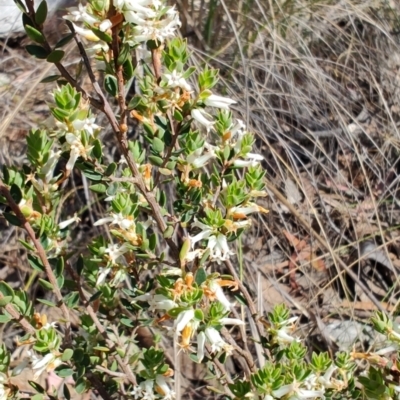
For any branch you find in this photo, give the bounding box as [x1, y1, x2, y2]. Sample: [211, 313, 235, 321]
[0, 180, 71, 342]
[0, 293, 36, 335]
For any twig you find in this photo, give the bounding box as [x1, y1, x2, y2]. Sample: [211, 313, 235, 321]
[224, 259, 265, 339]
[0, 293, 36, 335]
[0, 180, 71, 343]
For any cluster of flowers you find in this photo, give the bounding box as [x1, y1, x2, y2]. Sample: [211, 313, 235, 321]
[64, 0, 181, 51]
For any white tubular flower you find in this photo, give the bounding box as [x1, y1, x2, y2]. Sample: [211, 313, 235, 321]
[204, 94, 236, 109]
[220, 318, 245, 326]
[71, 117, 100, 136]
[207, 233, 234, 264]
[0, 374, 8, 400]
[58, 214, 81, 230]
[175, 309, 195, 333]
[64, 4, 99, 25]
[204, 327, 232, 354]
[162, 70, 191, 91]
[71, 24, 100, 41]
[155, 375, 175, 399]
[124, 10, 148, 25]
[276, 317, 300, 344]
[208, 278, 233, 310]
[96, 266, 112, 286]
[191, 109, 214, 131]
[31, 352, 62, 380]
[189, 219, 214, 247]
[140, 380, 156, 400]
[65, 133, 93, 171]
[94, 212, 135, 230]
[99, 19, 112, 32]
[318, 365, 337, 389]
[197, 331, 206, 362]
[122, 0, 156, 16]
[148, 294, 178, 311]
[228, 203, 269, 219]
[186, 151, 215, 169]
[40, 149, 61, 181]
[104, 243, 130, 264]
[233, 153, 264, 167]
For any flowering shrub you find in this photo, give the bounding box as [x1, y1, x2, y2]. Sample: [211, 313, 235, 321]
[0, 0, 400, 399]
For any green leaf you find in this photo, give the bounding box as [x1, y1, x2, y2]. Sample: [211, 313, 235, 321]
[89, 183, 107, 193]
[37, 298, 56, 307]
[13, 0, 26, 13]
[35, 0, 48, 25]
[46, 50, 65, 63]
[28, 255, 45, 272]
[29, 381, 46, 394]
[195, 267, 207, 285]
[92, 139, 102, 159]
[149, 155, 163, 166]
[64, 291, 79, 308]
[3, 212, 21, 227]
[31, 394, 44, 400]
[152, 137, 165, 153]
[0, 297, 13, 307]
[173, 109, 183, 122]
[55, 365, 74, 378]
[89, 291, 102, 302]
[40, 74, 61, 83]
[38, 278, 54, 291]
[75, 377, 87, 394]
[117, 43, 130, 65]
[104, 75, 118, 97]
[24, 25, 45, 43]
[104, 162, 117, 176]
[62, 348, 74, 362]
[55, 33, 74, 48]
[10, 184, 22, 204]
[163, 225, 174, 239]
[63, 383, 71, 400]
[91, 27, 112, 43]
[0, 314, 11, 323]
[123, 58, 134, 81]
[0, 282, 14, 300]
[25, 45, 48, 59]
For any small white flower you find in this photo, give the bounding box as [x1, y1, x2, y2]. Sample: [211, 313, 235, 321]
[189, 151, 216, 169]
[175, 309, 195, 333]
[71, 24, 100, 41]
[197, 331, 206, 362]
[99, 19, 112, 32]
[208, 278, 233, 310]
[204, 327, 232, 354]
[204, 94, 236, 109]
[207, 234, 234, 264]
[96, 266, 112, 286]
[59, 214, 80, 230]
[228, 203, 269, 219]
[40, 149, 61, 181]
[94, 213, 135, 230]
[148, 294, 178, 311]
[162, 70, 191, 91]
[104, 243, 130, 264]
[220, 318, 245, 326]
[31, 352, 62, 380]
[155, 375, 175, 399]
[233, 153, 264, 167]
[140, 379, 156, 400]
[191, 109, 214, 131]
[72, 117, 101, 136]
[64, 4, 99, 25]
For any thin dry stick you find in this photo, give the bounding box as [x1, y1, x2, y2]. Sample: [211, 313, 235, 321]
[0, 180, 71, 342]
[0, 293, 36, 335]
[264, 178, 386, 313]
